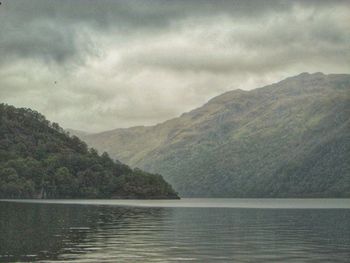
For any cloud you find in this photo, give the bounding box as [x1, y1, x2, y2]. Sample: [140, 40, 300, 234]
[0, 0, 349, 132]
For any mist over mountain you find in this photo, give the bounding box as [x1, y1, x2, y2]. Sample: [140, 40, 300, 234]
[79, 73, 350, 197]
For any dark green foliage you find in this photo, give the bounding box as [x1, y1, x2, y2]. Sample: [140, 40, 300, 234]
[112, 168, 180, 199]
[0, 104, 179, 199]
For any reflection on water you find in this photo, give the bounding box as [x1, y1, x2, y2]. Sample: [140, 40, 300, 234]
[0, 200, 349, 262]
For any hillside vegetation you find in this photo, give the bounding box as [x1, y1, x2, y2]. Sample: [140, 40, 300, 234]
[0, 104, 179, 199]
[81, 73, 350, 197]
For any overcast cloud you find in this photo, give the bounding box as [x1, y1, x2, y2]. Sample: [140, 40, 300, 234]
[0, 0, 349, 132]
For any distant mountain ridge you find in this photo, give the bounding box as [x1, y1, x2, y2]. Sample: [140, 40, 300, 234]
[80, 73, 350, 197]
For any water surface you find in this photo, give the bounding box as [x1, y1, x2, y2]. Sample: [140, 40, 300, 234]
[0, 199, 349, 262]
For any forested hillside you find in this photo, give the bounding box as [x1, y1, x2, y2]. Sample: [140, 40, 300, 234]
[80, 73, 350, 197]
[0, 104, 179, 199]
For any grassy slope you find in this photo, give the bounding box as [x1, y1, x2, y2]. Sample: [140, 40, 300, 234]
[82, 73, 350, 197]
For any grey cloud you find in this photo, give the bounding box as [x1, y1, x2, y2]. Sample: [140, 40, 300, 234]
[0, 23, 92, 66]
[0, 0, 349, 132]
[0, 0, 294, 28]
[1, 0, 345, 64]
[120, 11, 350, 74]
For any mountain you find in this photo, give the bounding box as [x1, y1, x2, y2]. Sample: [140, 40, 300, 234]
[80, 73, 350, 197]
[0, 104, 179, 199]
[66, 128, 91, 138]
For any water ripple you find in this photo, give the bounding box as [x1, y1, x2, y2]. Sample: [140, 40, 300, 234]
[0, 200, 349, 262]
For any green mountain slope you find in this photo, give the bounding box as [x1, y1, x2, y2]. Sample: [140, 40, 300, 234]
[0, 104, 179, 199]
[81, 73, 350, 197]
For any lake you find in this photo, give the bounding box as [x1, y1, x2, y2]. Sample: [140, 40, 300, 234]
[0, 199, 349, 262]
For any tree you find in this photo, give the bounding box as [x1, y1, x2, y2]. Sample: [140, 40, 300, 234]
[53, 167, 77, 198]
[0, 103, 179, 199]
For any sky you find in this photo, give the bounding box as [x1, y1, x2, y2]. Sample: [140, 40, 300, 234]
[0, 0, 349, 132]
